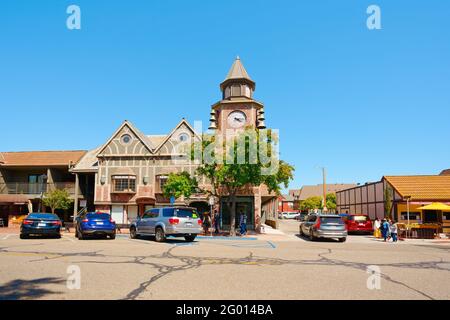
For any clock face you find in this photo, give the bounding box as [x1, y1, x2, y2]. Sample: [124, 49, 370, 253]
[227, 111, 247, 129]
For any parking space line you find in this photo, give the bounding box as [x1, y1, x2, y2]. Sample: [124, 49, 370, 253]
[1, 234, 17, 240]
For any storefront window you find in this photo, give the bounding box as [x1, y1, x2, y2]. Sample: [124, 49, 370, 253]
[400, 212, 421, 220]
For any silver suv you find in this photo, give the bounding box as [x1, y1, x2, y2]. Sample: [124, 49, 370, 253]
[129, 207, 202, 242]
[299, 214, 347, 242]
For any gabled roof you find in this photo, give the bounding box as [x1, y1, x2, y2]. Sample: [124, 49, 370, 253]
[97, 120, 155, 156]
[71, 147, 101, 173]
[0, 151, 87, 167]
[281, 194, 295, 202]
[153, 118, 201, 153]
[384, 175, 450, 201]
[290, 184, 358, 201]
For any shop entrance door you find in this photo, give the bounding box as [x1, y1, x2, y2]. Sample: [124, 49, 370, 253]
[111, 205, 124, 224]
[220, 197, 254, 231]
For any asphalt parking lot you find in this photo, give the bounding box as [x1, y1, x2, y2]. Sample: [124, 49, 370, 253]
[0, 220, 449, 300]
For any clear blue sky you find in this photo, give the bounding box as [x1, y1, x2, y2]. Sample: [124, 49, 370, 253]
[1, 0, 449, 190]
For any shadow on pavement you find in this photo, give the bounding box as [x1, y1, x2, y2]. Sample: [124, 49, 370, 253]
[0, 277, 64, 300]
[295, 234, 344, 243]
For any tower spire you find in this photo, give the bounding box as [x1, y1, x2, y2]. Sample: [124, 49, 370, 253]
[220, 56, 255, 92]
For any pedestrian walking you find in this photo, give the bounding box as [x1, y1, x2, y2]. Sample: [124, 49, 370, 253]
[380, 219, 390, 242]
[202, 212, 211, 235]
[373, 218, 381, 238]
[390, 221, 399, 242]
[213, 210, 220, 234]
[239, 211, 247, 236]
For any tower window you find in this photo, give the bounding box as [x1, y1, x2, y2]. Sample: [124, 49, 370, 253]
[224, 87, 231, 99]
[231, 85, 241, 96]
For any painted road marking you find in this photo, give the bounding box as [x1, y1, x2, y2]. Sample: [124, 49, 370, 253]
[1, 234, 17, 240]
[197, 236, 258, 241]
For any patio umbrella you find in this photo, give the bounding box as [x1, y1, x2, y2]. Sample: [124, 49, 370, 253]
[416, 202, 450, 211]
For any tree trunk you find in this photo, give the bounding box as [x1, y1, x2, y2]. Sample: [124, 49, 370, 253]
[229, 194, 237, 236]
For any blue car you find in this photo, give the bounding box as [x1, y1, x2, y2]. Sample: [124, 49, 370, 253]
[20, 213, 62, 239]
[75, 212, 116, 240]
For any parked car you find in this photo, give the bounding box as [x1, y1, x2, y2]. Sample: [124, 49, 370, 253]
[75, 212, 116, 240]
[130, 207, 202, 242]
[295, 212, 308, 221]
[281, 212, 300, 220]
[299, 214, 347, 242]
[20, 213, 62, 239]
[342, 214, 373, 234]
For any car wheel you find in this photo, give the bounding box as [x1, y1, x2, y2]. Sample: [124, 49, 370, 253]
[20, 234, 28, 239]
[185, 235, 196, 242]
[55, 234, 62, 239]
[155, 227, 166, 243]
[109, 233, 116, 240]
[130, 227, 139, 239]
[339, 237, 347, 243]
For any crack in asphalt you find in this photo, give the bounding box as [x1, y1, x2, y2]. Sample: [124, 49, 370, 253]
[0, 241, 449, 300]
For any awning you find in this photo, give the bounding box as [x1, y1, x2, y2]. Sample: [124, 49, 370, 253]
[0, 194, 30, 204]
[416, 202, 450, 211]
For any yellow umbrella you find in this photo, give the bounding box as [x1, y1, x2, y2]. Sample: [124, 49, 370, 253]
[416, 202, 450, 211]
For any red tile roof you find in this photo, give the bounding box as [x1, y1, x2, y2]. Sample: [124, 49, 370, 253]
[0, 151, 87, 167]
[384, 175, 450, 201]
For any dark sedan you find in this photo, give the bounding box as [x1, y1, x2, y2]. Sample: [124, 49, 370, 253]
[20, 213, 62, 239]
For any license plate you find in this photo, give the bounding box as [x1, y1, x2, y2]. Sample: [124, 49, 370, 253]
[97, 222, 104, 225]
[185, 223, 193, 227]
[38, 223, 46, 227]
[359, 223, 365, 226]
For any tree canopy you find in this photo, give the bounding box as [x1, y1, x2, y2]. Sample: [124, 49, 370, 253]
[163, 172, 199, 200]
[42, 189, 73, 214]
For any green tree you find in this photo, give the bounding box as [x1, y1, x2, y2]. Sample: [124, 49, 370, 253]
[42, 189, 73, 214]
[384, 185, 393, 220]
[300, 196, 323, 211]
[163, 172, 199, 200]
[195, 129, 294, 235]
[325, 193, 337, 211]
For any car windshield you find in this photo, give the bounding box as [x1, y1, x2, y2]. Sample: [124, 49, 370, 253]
[28, 213, 59, 220]
[175, 209, 198, 218]
[350, 216, 368, 222]
[86, 213, 111, 220]
[320, 217, 344, 224]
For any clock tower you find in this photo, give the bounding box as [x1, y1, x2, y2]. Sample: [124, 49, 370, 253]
[209, 57, 266, 132]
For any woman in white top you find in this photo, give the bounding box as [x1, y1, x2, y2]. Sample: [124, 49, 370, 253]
[373, 218, 381, 238]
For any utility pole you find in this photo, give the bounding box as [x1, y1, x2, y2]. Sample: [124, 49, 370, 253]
[321, 167, 327, 213]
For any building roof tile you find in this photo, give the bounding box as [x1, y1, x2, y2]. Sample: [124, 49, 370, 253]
[0, 150, 87, 167]
[384, 175, 450, 201]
